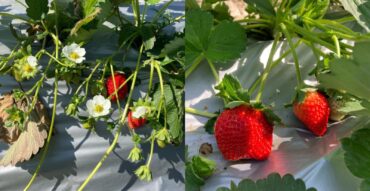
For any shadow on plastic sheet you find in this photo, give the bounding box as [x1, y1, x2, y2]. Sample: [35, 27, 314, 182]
[117, 134, 185, 191]
[15, 107, 78, 191]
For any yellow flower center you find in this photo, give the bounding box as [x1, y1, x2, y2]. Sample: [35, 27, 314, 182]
[23, 64, 34, 73]
[94, 104, 104, 113]
[69, 52, 80, 60]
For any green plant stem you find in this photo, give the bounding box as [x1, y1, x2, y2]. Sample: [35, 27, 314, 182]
[0, 12, 34, 24]
[109, 63, 122, 113]
[249, 40, 302, 94]
[334, 16, 356, 23]
[244, 23, 271, 30]
[280, 23, 303, 87]
[24, 74, 59, 191]
[237, 18, 272, 24]
[332, 35, 341, 58]
[206, 58, 219, 82]
[255, 32, 282, 102]
[107, 73, 135, 100]
[42, 50, 70, 67]
[300, 39, 326, 57]
[146, 61, 154, 100]
[285, 21, 344, 54]
[27, 60, 54, 113]
[132, 0, 141, 26]
[146, 131, 156, 167]
[185, 54, 203, 79]
[185, 107, 217, 118]
[154, 61, 166, 127]
[115, 6, 125, 26]
[75, 61, 103, 97]
[78, 45, 144, 191]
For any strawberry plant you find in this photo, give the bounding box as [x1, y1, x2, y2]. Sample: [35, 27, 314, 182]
[185, 0, 370, 190]
[0, 0, 184, 190]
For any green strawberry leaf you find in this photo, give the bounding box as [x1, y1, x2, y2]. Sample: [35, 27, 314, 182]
[262, 107, 282, 125]
[342, 127, 370, 191]
[186, 155, 216, 191]
[244, 0, 275, 16]
[204, 115, 218, 134]
[151, 83, 184, 144]
[205, 21, 247, 62]
[338, 99, 370, 116]
[141, 24, 156, 51]
[160, 37, 185, 59]
[216, 173, 317, 191]
[215, 74, 250, 104]
[318, 41, 370, 101]
[191, 156, 217, 178]
[185, 9, 246, 71]
[361, 179, 370, 191]
[25, 0, 49, 20]
[225, 101, 247, 109]
[339, 0, 370, 32]
[82, 0, 105, 16]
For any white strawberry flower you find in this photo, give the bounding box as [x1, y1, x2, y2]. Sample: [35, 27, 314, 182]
[86, 95, 111, 118]
[62, 43, 86, 63]
[132, 106, 148, 118]
[22, 56, 38, 79]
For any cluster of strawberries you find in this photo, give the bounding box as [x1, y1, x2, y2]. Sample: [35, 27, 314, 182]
[106, 73, 146, 129]
[215, 91, 330, 161]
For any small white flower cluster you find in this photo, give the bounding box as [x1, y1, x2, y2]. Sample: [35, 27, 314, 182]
[62, 43, 86, 63]
[23, 56, 38, 78]
[86, 95, 111, 118]
[13, 55, 39, 81]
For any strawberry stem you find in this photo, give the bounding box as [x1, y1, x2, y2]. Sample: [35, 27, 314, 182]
[185, 54, 204, 79]
[206, 57, 220, 82]
[146, 61, 155, 100]
[249, 40, 302, 94]
[109, 63, 122, 113]
[284, 21, 349, 54]
[78, 45, 144, 191]
[24, 73, 59, 191]
[154, 62, 167, 128]
[280, 23, 303, 88]
[185, 107, 217, 118]
[255, 32, 282, 102]
[332, 35, 341, 58]
[146, 131, 156, 167]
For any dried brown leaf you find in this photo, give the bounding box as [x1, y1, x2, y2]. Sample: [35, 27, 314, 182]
[0, 94, 49, 166]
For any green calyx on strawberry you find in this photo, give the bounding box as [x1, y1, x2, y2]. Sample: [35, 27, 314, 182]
[213, 74, 281, 161]
[292, 87, 330, 136]
[325, 89, 351, 122]
[128, 98, 154, 129]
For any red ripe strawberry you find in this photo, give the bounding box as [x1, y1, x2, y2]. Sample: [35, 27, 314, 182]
[128, 111, 146, 129]
[215, 105, 273, 161]
[106, 73, 128, 101]
[293, 91, 330, 136]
